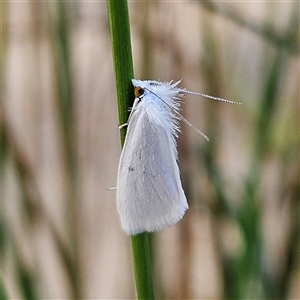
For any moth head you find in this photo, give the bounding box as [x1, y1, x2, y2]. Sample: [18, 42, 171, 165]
[134, 86, 144, 98]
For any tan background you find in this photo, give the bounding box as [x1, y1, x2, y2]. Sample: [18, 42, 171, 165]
[2, 1, 299, 299]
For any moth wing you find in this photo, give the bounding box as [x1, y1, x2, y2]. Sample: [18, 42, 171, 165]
[117, 111, 188, 235]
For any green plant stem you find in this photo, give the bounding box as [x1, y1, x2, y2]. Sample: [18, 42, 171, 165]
[131, 233, 155, 300]
[107, 0, 134, 145]
[107, 1, 154, 299]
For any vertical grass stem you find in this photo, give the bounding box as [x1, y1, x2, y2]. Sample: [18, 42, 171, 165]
[107, 1, 155, 299]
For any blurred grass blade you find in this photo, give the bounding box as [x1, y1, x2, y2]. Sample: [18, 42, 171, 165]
[16, 259, 37, 300]
[200, 1, 300, 54]
[50, 0, 75, 176]
[0, 279, 9, 300]
[46, 1, 81, 298]
[255, 51, 287, 157]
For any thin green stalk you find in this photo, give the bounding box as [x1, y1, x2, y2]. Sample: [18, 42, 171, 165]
[107, 1, 154, 299]
[107, 0, 133, 145]
[131, 233, 155, 299]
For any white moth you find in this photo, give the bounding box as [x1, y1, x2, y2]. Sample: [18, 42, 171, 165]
[117, 79, 240, 235]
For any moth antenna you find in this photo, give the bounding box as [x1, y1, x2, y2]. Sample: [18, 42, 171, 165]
[143, 85, 210, 141]
[179, 114, 210, 142]
[182, 89, 243, 106]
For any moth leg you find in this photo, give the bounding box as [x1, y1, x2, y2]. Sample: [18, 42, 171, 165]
[118, 122, 128, 129]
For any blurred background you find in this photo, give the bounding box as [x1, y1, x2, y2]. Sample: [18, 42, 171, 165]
[1, 1, 299, 299]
